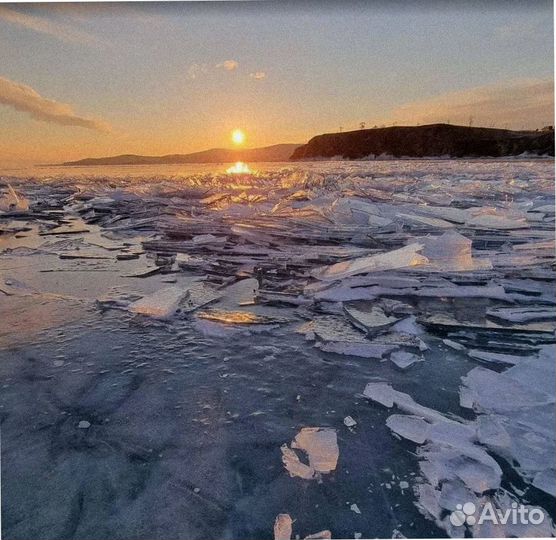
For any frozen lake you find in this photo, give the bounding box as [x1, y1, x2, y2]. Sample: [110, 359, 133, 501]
[1, 159, 555, 539]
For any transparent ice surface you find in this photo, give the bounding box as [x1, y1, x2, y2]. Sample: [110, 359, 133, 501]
[1, 159, 554, 539]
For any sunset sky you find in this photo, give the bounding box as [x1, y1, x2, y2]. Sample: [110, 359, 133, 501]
[0, 0, 553, 164]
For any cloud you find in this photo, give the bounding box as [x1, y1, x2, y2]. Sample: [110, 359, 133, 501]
[216, 60, 238, 71]
[0, 5, 100, 46]
[384, 78, 554, 130]
[187, 63, 209, 80]
[0, 76, 111, 132]
[249, 71, 267, 80]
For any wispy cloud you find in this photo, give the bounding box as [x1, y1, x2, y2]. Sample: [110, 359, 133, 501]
[216, 59, 238, 71]
[0, 5, 100, 46]
[249, 71, 266, 80]
[0, 76, 111, 132]
[384, 78, 554, 130]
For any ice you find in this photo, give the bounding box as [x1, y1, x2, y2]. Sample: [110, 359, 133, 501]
[317, 341, 395, 358]
[121, 266, 161, 278]
[343, 304, 399, 335]
[466, 213, 528, 230]
[389, 351, 424, 370]
[469, 490, 556, 538]
[418, 231, 492, 271]
[312, 243, 428, 280]
[273, 513, 331, 540]
[299, 316, 365, 343]
[438, 480, 478, 512]
[179, 282, 222, 312]
[0, 185, 29, 213]
[220, 278, 259, 306]
[364, 380, 510, 531]
[128, 286, 188, 319]
[460, 366, 553, 413]
[274, 514, 293, 540]
[280, 444, 315, 479]
[281, 428, 339, 481]
[442, 339, 466, 351]
[419, 444, 502, 494]
[396, 212, 455, 229]
[290, 427, 339, 475]
[330, 198, 393, 227]
[413, 205, 470, 224]
[192, 233, 226, 245]
[512, 239, 555, 251]
[531, 203, 555, 214]
[386, 414, 429, 444]
[421, 312, 554, 333]
[532, 469, 556, 497]
[301, 315, 397, 358]
[59, 251, 111, 260]
[476, 416, 512, 451]
[304, 530, 332, 539]
[486, 306, 556, 324]
[467, 349, 523, 366]
[39, 226, 90, 236]
[459, 346, 556, 497]
[350, 503, 362, 514]
[363, 383, 451, 423]
[1, 160, 554, 539]
[197, 309, 290, 325]
[414, 484, 443, 522]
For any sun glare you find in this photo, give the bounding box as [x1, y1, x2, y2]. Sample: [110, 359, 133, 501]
[226, 161, 251, 174]
[231, 129, 246, 145]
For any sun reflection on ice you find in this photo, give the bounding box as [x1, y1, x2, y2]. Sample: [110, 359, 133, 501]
[226, 161, 251, 174]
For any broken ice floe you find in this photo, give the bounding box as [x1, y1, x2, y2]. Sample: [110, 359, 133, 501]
[343, 304, 399, 336]
[281, 427, 339, 480]
[128, 286, 189, 319]
[389, 351, 424, 370]
[486, 306, 556, 324]
[0, 185, 29, 214]
[2, 160, 555, 538]
[460, 345, 556, 497]
[364, 346, 556, 535]
[273, 513, 331, 540]
[312, 243, 428, 280]
[418, 231, 492, 271]
[298, 316, 396, 358]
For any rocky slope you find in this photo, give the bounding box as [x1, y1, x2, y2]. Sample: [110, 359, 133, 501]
[290, 124, 554, 160]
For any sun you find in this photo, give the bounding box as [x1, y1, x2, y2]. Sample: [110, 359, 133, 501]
[231, 129, 246, 145]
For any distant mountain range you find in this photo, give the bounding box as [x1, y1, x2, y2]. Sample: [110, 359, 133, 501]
[291, 124, 554, 159]
[60, 124, 554, 166]
[60, 143, 301, 166]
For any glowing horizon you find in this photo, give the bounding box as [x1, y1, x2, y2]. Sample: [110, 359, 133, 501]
[0, 2, 552, 164]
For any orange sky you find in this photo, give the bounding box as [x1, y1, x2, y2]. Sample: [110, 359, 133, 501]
[0, 2, 552, 164]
